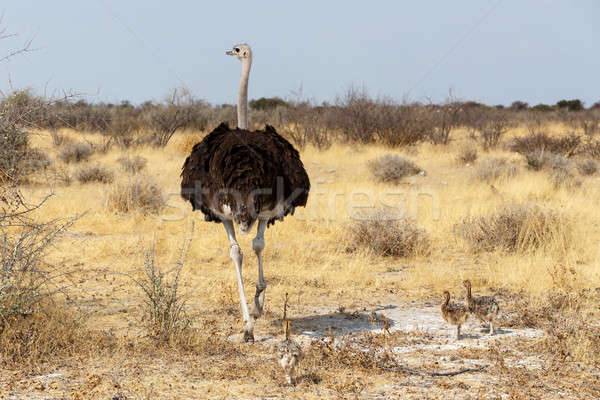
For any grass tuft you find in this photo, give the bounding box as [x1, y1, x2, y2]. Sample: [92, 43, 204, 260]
[368, 154, 422, 184]
[473, 158, 518, 182]
[347, 211, 430, 257]
[456, 204, 571, 253]
[74, 163, 114, 184]
[57, 141, 94, 163]
[106, 174, 165, 214]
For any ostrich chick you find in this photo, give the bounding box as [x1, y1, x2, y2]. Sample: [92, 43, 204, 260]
[276, 321, 303, 385]
[441, 291, 469, 340]
[463, 280, 500, 335]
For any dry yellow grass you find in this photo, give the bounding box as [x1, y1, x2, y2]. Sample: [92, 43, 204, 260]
[4, 125, 599, 398]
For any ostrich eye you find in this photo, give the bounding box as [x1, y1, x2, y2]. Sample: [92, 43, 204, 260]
[234, 48, 240, 53]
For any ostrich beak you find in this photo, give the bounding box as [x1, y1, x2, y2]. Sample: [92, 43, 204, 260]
[226, 50, 235, 56]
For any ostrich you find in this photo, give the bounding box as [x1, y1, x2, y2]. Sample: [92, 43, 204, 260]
[463, 280, 499, 335]
[276, 320, 303, 385]
[180, 44, 310, 342]
[440, 291, 469, 340]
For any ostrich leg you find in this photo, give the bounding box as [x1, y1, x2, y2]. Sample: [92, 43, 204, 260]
[223, 220, 254, 342]
[250, 219, 268, 319]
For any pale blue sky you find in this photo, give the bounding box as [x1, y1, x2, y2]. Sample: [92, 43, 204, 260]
[1, 1, 598, 106]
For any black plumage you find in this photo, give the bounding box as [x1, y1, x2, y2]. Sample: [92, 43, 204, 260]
[180, 122, 310, 228]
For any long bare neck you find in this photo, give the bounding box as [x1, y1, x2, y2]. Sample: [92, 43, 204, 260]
[465, 284, 472, 299]
[237, 56, 252, 129]
[443, 293, 450, 306]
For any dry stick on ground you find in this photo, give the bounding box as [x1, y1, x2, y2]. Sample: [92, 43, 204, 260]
[382, 363, 489, 377]
[282, 292, 289, 321]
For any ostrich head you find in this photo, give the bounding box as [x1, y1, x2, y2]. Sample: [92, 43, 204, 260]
[226, 43, 252, 60]
[226, 44, 252, 130]
[442, 291, 450, 304]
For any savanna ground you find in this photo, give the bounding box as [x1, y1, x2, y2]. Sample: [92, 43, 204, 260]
[2, 116, 600, 399]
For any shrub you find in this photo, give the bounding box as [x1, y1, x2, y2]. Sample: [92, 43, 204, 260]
[476, 111, 513, 149]
[131, 235, 192, 343]
[456, 204, 570, 253]
[556, 99, 584, 112]
[347, 211, 430, 257]
[0, 183, 80, 357]
[551, 167, 582, 189]
[250, 97, 289, 110]
[509, 133, 581, 157]
[474, 158, 518, 182]
[577, 159, 597, 176]
[57, 141, 94, 163]
[74, 164, 114, 184]
[141, 89, 202, 147]
[0, 306, 89, 368]
[368, 154, 422, 183]
[106, 175, 165, 214]
[579, 139, 600, 159]
[50, 131, 72, 147]
[117, 155, 147, 174]
[0, 119, 28, 183]
[426, 104, 461, 145]
[457, 145, 478, 164]
[106, 112, 139, 148]
[532, 104, 555, 112]
[510, 101, 529, 110]
[525, 151, 570, 171]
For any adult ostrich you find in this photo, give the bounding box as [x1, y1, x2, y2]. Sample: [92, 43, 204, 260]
[180, 44, 310, 342]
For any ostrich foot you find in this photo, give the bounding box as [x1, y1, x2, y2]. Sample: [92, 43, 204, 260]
[243, 321, 254, 343]
[250, 283, 266, 319]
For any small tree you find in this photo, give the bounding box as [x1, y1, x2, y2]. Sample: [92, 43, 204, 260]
[250, 97, 289, 110]
[556, 99, 584, 112]
[510, 101, 529, 110]
[142, 89, 200, 147]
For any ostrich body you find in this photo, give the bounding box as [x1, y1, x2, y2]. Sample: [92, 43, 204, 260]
[463, 280, 499, 335]
[440, 291, 469, 340]
[181, 44, 310, 342]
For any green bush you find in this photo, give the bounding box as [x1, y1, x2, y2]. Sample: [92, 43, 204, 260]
[250, 97, 289, 110]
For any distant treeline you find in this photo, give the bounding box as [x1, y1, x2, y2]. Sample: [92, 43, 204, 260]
[1, 88, 599, 150]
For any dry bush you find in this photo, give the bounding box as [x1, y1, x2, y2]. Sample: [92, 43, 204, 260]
[426, 104, 462, 145]
[74, 164, 114, 184]
[117, 155, 147, 174]
[579, 139, 600, 159]
[0, 182, 87, 368]
[509, 132, 581, 157]
[0, 306, 87, 368]
[0, 186, 80, 318]
[525, 150, 570, 171]
[280, 102, 333, 150]
[368, 154, 422, 184]
[50, 131, 72, 147]
[473, 158, 518, 182]
[176, 134, 203, 154]
[106, 175, 165, 214]
[551, 167, 582, 189]
[131, 233, 192, 343]
[347, 212, 430, 257]
[457, 145, 478, 164]
[106, 112, 140, 148]
[325, 88, 429, 147]
[141, 89, 201, 147]
[456, 204, 571, 253]
[57, 141, 94, 163]
[577, 159, 598, 175]
[476, 111, 513, 149]
[576, 112, 600, 136]
[0, 118, 49, 183]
